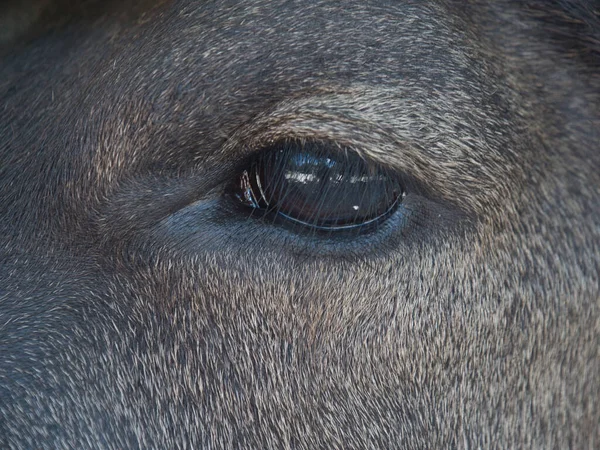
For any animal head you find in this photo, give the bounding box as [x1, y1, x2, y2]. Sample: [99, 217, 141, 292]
[1, 0, 598, 448]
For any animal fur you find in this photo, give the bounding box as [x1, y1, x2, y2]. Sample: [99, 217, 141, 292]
[0, 0, 598, 448]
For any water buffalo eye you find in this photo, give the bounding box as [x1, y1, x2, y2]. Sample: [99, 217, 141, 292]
[235, 140, 404, 232]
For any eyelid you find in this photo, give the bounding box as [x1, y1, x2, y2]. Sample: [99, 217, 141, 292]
[220, 90, 509, 217]
[220, 92, 401, 169]
[220, 97, 421, 201]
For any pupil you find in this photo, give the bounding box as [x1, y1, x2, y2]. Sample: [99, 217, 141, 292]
[244, 141, 402, 231]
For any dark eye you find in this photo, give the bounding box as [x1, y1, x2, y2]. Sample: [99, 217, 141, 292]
[235, 140, 404, 232]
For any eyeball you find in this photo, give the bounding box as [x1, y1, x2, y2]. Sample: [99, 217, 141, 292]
[235, 140, 404, 232]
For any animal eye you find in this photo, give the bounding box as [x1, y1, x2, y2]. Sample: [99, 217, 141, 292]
[235, 140, 404, 232]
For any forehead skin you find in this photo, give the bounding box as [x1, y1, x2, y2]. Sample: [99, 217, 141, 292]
[0, 0, 599, 448]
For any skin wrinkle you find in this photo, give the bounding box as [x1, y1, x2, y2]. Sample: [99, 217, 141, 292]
[0, 0, 599, 449]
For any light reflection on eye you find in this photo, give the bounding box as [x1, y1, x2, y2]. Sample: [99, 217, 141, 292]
[284, 172, 318, 184]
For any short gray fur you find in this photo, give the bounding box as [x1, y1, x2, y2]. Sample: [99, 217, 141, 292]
[0, 0, 598, 448]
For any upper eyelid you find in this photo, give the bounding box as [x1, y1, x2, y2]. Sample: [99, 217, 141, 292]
[223, 95, 405, 172]
[220, 94, 472, 213]
[220, 88, 517, 218]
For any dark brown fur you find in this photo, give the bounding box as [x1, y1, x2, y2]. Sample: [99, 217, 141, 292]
[1, 0, 598, 448]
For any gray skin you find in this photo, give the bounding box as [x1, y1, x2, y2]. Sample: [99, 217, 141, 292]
[0, 0, 598, 448]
